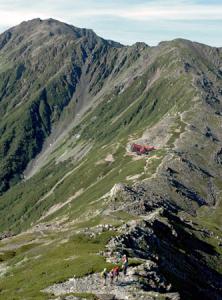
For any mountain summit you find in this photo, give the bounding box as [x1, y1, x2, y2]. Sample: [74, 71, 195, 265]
[0, 18, 124, 191]
[0, 19, 221, 300]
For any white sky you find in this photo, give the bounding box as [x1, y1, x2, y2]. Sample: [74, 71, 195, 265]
[0, 0, 221, 46]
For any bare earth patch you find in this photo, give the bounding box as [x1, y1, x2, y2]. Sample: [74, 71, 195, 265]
[126, 174, 142, 181]
[105, 154, 115, 163]
[0, 263, 9, 278]
[39, 189, 84, 221]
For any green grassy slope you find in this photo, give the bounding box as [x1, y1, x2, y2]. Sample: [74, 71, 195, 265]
[0, 18, 126, 193]
[0, 43, 197, 232]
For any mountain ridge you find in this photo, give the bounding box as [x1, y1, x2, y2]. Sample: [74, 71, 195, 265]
[0, 18, 221, 300]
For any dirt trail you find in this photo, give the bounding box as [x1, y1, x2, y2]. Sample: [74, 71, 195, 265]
[44, 267, 179, 300]
[37, 160, 86, 204]
[44, 209, 174, 300]
[45, 270, 137, 298]
[0, 263, 8, 278]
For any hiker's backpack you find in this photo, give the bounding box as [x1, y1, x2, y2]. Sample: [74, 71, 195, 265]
[114, 266, 119, 275]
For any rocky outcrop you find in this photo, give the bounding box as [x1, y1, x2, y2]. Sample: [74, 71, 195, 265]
[45, 261, 179, 300]
[107, 211, 222, 300]
[0, 232, 14, 240]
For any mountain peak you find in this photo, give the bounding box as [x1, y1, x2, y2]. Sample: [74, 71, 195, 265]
[0, 18, 123, 53]
[12, 17, 85, 38]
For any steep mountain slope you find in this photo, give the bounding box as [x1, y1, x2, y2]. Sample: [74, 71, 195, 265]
[0, 18, 136, 192]
[0, 19, 221, 300]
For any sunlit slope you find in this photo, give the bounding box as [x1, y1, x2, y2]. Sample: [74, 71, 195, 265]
[0, 20, 221, 300]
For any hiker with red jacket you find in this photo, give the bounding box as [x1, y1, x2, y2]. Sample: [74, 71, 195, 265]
[113, 265, 120, 282]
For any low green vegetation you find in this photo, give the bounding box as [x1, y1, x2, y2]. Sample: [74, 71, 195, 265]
[167, 116, 187, 148]
[0, 231, 115, 300]
[0, 129, 163, 232]
[0, 250, 15, 262]
[0, 160, 73, 233]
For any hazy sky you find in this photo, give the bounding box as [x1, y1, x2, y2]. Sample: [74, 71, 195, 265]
[0, 0, 221, 46]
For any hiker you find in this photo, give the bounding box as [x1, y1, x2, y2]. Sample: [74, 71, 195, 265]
[116, 252, 121, 263]
[110, 268, 115, 285]
[101, 268, 108, 286]
[122, 254, 128, 276]
[113, 265, 120, 282]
